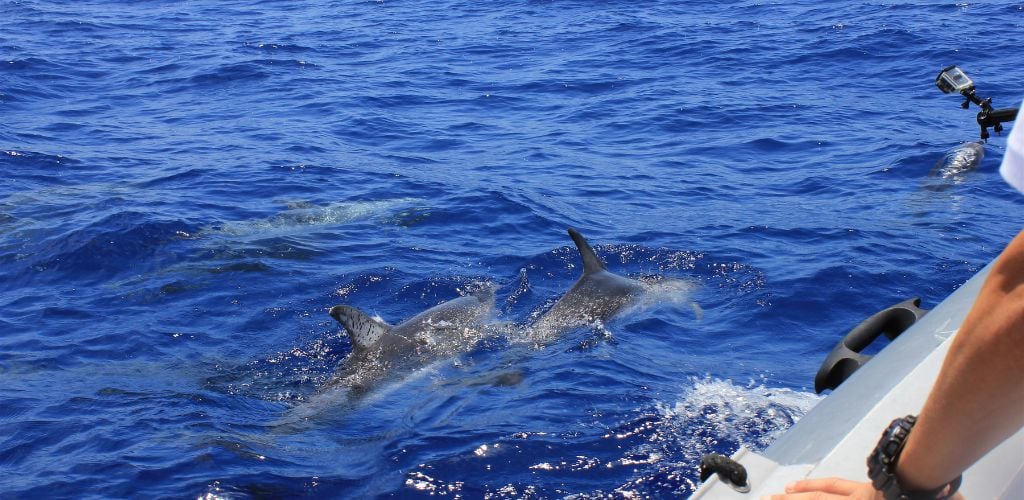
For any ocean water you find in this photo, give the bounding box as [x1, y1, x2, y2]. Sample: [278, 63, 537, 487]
[2, 0, 1022, 497]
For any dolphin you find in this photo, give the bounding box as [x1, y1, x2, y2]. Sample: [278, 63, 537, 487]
[929, 141, 985, 179]
[529, 228, 648, 342]
[204, 198, 421, 239]
[324, 285, 496, 397]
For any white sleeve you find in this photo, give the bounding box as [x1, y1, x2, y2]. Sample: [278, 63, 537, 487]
[998, 99, 1024, 193]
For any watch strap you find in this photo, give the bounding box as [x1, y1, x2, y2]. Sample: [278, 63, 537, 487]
[867, 415, 962, 500]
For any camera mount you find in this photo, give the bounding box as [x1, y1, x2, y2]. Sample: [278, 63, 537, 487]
[935, 65, 1018, 141]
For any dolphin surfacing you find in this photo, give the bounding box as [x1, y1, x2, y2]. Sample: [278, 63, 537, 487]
[930, 141, 985, 179]
[326, 286, 496, 397]
[529, 228, 647, 343]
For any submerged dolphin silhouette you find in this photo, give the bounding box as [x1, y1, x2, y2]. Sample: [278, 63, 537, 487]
[930, 141, 985, 179]
[529, 228, 648, 342]
[326, 286, 496, 396]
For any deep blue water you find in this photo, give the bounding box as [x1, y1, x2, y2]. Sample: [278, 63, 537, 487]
[2, 1, 1022, 497]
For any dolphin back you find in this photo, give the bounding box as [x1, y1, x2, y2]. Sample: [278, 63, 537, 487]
[568, 228, 607, 274]
[931, 141, 985, 177]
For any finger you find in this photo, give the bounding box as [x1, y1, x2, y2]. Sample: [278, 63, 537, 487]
[785, 477, 862, 495]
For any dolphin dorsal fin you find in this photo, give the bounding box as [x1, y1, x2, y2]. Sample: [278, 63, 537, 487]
[567, 228, 607, 274]
[329, 305, 391, 350]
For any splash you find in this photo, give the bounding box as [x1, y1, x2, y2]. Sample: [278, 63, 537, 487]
[398, 377, 821, 498]
[659, 376, 822, 452]
[601, 377, 822, 497]
[638, 275, 702, 319]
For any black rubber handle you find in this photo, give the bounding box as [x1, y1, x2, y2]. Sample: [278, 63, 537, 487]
[700, 453, 749, 491]
[814, 297, 928, 393]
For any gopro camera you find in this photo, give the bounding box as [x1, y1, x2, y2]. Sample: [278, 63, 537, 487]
[934, 65, 1018, 140]
[935, 65, 975, 94]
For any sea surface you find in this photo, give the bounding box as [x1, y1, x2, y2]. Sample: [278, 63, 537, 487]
[2, 1, 1022, 497]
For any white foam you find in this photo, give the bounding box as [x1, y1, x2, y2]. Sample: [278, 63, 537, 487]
[660, 376, 822, 452]
[595, 377, 822, 497]
[638, 276, 701, 316]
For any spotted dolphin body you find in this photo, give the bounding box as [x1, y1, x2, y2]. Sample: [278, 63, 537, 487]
[930, 141, 985, 179]
[529, 228, 648, 343]
[326, 286, 496, 397]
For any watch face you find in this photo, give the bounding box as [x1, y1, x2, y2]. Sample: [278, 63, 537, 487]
[868, 416, 959, 500]
[869, 418, 908, 486]
[877, 417, 907, 466]
[883, 439, 901, 461]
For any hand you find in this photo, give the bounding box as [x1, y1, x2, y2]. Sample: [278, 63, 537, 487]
[761, 478, 881, 500]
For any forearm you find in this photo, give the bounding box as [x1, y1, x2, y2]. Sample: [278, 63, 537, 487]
[896, 228, 1024, 491]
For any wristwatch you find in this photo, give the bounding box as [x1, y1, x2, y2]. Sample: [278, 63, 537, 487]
[867, 415, 962, 499]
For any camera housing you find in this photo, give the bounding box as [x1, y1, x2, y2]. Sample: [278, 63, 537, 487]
[935, 65, 975, 94]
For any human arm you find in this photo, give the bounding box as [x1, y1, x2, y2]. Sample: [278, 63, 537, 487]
[893, 227, 1024, 491]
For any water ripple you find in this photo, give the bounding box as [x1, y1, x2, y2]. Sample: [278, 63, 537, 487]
[1, 0, 1021, 497]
